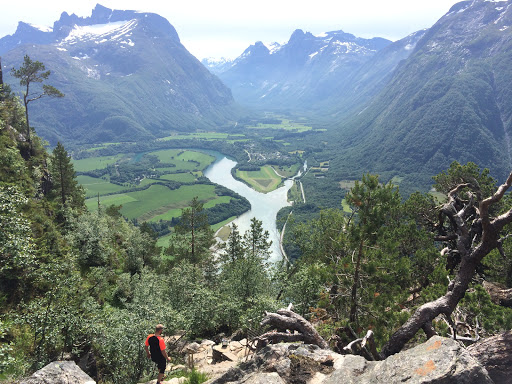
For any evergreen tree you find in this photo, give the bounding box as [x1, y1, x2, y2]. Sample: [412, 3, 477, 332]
[49, 142, 84, 209]
[219, 218, 275, 326]
[167, 197, 214, 265]
[10, 55, 63, 152]
[243, 217, 272, 260]
[224, 223, 244, 262]
[345, 174, 401, 323]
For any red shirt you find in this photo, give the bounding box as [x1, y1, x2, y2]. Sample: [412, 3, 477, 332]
[145, 334, 166, 351]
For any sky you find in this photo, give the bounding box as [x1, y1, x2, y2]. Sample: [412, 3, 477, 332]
[0, 0, 463, 59]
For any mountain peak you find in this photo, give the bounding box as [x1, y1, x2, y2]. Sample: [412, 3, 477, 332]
[91, 4, 114, 21]
[289, 29, 306, 43]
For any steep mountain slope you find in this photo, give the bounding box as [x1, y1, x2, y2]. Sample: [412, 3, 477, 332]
[211, 29, 393, 112]
[1, 4, 238, 145]
[329, 0, 512, 192]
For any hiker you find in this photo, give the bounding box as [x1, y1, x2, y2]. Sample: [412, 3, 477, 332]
[145, 324, 171, 383]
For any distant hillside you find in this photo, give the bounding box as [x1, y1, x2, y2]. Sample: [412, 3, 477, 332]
[327, 0, 512, 192]
[1, 4, 240, 145]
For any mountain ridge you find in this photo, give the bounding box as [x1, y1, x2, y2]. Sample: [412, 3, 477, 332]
[328, 0, 512, 192]
[0, 4, 239, 145]
[205, 26, 423, 117]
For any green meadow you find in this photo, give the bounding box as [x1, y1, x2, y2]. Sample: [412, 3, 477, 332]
[78, 149, 239, 230]
[73, 154, 126, 172]
[157, 132, 246, 143]
[77, 175, 127, 198]
[247, 118, 313, 132]
[236, 165, 282, 193]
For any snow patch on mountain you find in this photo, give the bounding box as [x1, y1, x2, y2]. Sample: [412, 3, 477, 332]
[29, 24, 53, 33]
[264, 42, 283, 54]
[60, 20, 137, 45]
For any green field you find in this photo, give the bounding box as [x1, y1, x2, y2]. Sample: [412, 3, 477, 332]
[78, 149, 249, 248]
[236, 166, 282, 193]
[73, 154, 126, 172]
[159, 173, 197, 182]
[157, 132, 246, 142]
[86, 193, 137, 211]
[149, 149, 215, 173]
[85, 183, 221, 222]
[275, 163, 302, 178]
[247, 119, 313, 132]
[77, 175, 127, 197]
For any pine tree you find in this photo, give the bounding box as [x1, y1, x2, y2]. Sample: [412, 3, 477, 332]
[10, 55, 63, 152]
[49, 142, 84, 209]
[168, 197, 214, 265]
[243, 217, 272, 261]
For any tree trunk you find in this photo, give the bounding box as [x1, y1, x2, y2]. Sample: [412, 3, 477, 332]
[349, 239, 364, 323]
[254, 308, 329, 350]
[380, 171, 512, 359]
[467, 331, 512, 384]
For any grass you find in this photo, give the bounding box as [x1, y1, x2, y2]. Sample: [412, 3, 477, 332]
[342, 198, 352, 213]
[287, 181, 302, 202]
[85, 184, 218, 222]
[78, 149, 248, 246]
[86, 193, 137, 211]
[275, 163, 302, 178]
[159, 173, 197, 182]
[77, 175, 127, 197]
[148, 149, 215, 172]
[157, 132, 246, 142]
[73, 154, 126, 172]
[133, 184, 217, 221]
[247, 118, 313, 132]
[236, 166, 282, 193]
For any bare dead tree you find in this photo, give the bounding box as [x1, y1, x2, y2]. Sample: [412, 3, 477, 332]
[253, 307, 329, 350]
[380, 171, 512, 359]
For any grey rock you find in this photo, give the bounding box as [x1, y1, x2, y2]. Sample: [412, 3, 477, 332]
[468, 331, 512, 384]
[243, 372, 286, 384]
[210, 336, 494, 384]
[324, 336, 493, 384]
[20, 361, 96, 384]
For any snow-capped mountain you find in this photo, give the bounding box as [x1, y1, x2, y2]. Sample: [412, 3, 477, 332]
[0, 4, 238, 145]
[201, 57, 234, 75]
[210, 28, 401, 112]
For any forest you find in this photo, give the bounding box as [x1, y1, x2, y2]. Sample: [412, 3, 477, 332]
[1, 58, 512, 383]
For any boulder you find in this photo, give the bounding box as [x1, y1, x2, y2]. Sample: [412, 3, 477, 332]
[325, 336, 492, 384]
[20, 361, 96, 384]
[467, 331, 512, 384]
[207, 336, 493, 384]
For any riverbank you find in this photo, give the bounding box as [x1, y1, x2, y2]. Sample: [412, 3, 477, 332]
[204, 156, 295, 262]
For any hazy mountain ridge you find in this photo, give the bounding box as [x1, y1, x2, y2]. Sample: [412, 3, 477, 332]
[209, 28, 396, 112]
[0, 4, 238, 145]
[329, 0, 512, 192]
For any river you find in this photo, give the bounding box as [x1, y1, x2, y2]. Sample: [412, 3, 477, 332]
[204, 154, 295, 262]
